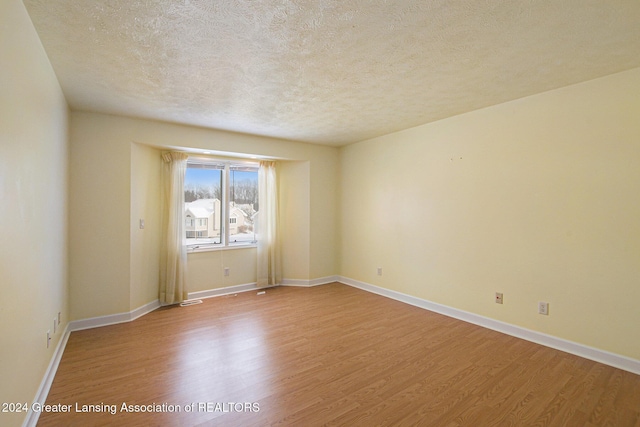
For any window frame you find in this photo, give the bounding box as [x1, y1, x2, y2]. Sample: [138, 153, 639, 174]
[185, 157, 259, 253]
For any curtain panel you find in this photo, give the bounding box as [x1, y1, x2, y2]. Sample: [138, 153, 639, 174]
[257, 161, 281, 287]
[160, 152, 189, 305]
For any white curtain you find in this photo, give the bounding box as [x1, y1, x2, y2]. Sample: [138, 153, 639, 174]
[160, 152, 189, 305]
[257, 161, 281, 287]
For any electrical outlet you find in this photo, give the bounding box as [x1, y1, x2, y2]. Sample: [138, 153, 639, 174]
[53, 318, 57, 334]
[139, 219, 145, 229]
[224, 267, 230, 277]
[46, 330, 51, 348]
[495, 292, 503, 304]
[377, 267, 383, 276]
[57, 312, 61, 325]
[538, 302, 549, 315]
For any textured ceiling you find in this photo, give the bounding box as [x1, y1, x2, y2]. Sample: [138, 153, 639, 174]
[23, 0, 640, 146]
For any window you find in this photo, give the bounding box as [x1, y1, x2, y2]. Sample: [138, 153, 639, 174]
[184, 159, 259, 250]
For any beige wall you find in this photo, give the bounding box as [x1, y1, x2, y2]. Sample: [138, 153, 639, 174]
[130, 142, 162, 309]
[279, 161, 311, 280]
[69, 114, 131, 319]
[0, 1, 70, 425]
[188, 248, 258, 292]
[69, 112, 340, 319]
[340, 67, 640, 360]
[310, 154, 340, 279]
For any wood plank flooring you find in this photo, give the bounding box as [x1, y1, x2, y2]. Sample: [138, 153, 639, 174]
[38, 283, 640, 426]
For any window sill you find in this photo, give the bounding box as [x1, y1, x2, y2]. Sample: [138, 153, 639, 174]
[187, 243, 257, 254]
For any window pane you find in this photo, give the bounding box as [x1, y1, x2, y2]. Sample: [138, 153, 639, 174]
[185, 165, 223, 247]
[228, 168, 258, 244]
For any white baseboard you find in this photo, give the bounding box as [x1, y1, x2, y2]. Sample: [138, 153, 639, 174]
[337, 276, 640, 375]
[67, 279, 338, 332]
[68, 299, 161, 332]
[281, 275, 340, 287]
[24, 299, 161, 426]
[23, 324, 71, 427]
[187, 282, 265, 299]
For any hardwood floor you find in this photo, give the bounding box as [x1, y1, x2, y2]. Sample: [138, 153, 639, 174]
[38, 283, 640, 426]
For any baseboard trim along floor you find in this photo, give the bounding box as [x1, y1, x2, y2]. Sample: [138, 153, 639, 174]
[337, 276, 640, 376]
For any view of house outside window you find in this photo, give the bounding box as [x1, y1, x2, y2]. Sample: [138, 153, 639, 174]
[184, 161, 259, 250]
